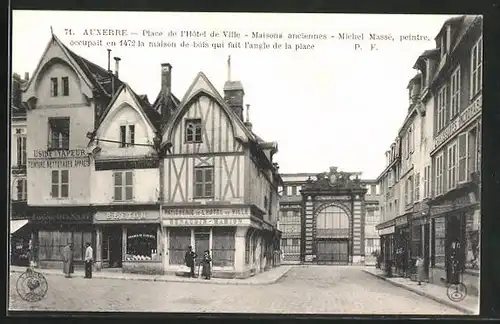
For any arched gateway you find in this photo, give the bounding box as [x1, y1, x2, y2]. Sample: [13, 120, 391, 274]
[301, 167, 367, 265]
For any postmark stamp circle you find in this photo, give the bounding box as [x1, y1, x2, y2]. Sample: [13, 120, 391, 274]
[16, 269, 48, 302]
[447, 283, 467, 302]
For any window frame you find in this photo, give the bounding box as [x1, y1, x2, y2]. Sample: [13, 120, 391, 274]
[16, 135, 27, 167]
[51, 170, 69, 198]
[62, 76, 69, 96]
[113, 170, 134, 201]
[470, 36, 483, 99]
[437, 84, 448, 132]
[193, 166, 214, 199]
[48, 117, 70, 150]
[450, 66, 461, 119]
[447, 141, 458, 190]
[457, 132, 469, 184]
[16, 178, 27, 201]
[435, 153, 444, 196]
[185, 118, 203, 143]
[119, 124, 135, 148]
[50, 77, 58, 97]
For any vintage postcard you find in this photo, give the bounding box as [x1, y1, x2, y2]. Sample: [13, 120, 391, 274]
[9, 10, 481, 315]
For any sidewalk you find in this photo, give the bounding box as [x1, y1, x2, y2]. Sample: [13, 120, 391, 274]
[10, 265, 292, 286]
[363, 267, 478, 315]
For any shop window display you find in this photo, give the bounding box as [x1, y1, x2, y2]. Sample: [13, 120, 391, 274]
[125, 226, 159, 261]
[433, 218, 445, 267]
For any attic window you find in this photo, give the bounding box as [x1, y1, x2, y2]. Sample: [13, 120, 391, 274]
[120, 125, 135, 148]
[185, 119, 202, 143]
[50, 78, 58, 97]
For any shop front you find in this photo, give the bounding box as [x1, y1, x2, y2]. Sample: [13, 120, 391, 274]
[162, 206, 278, 279]
[394, 213, 410, 277]
[93, 207, 162, 275]
[10, 201, 32, 266]
[29, 207, 95, 270]
[429, 185, 480, 296]
[377, 224, 395, 272]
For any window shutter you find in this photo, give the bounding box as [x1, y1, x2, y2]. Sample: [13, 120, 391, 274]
[458, 133, 467, 182]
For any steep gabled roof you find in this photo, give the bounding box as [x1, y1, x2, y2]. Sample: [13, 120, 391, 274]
[95, 83, 161, 132]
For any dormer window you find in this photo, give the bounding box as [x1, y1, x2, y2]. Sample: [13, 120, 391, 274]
[185, 119, 202, 143]
[50, 76, 70, 97]
[120, 124, 135, 148]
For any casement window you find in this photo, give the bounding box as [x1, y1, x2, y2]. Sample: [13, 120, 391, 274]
[194, 166, 214, 198]
[113, 171, 133, 201]
[16, 178, 27, 201]
[470, 37, 483, 98]
[447, 142, 458, 190]
[423, 165, 431, 198]
[51, 170, 69, 198]
[50, 77, 58, 97]
[437, 85, 448, 132]
[468, 127, 478, 175]
[119, 124, 135, 148]
[450, 66, 461, 118]
[435, 153, 444, 196]
[185, 119, 202, 143]
[48, 117, 70, 150]
[291, 186, 297, 196]
[62, 76, 69, 96]
[414, 172, 420, 202]
[16, 135, 27, 166]
[457, 133, 468, 183]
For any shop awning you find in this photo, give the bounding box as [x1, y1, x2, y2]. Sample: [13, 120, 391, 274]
[10, 219, 28, 234]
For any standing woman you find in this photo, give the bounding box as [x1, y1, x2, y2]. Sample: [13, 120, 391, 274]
[62, 242, 74, 278]
[416, 255, 425, 285]
[202, 250, 212, 280]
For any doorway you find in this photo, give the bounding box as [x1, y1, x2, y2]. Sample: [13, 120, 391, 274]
[103, 226, 122, 268]
[315, 239, 349, 265]
[423, 223, 430, 277]
[194, 231, 210, 267]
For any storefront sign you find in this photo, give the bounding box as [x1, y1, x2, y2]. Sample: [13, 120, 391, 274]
[128, 233, 156, 240]
[395, 215, 409, 227]
[94, 210, 159, 223]
[95, 158, 159, 171]
[378, 226, 395, 235]
[31, 211, 93, 223]
[163, 208, 250, 217]
[433, 94, 482, 151]
[163, 218, 250, 227]
[28, 149, 90, 168]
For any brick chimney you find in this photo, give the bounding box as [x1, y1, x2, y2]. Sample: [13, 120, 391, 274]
[114, 57, 121, 78]
[244, 104, 253, 131]
[223, 55, 244, 121]
[161, 63, 172, 98]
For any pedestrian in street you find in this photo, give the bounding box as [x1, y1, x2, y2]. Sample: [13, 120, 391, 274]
[201, 250, 212, 280]
[415, 256, 425, 285]
[62, 241, 74, 278]
[184, 246, 197, 278]
[84, 242, 93, 279]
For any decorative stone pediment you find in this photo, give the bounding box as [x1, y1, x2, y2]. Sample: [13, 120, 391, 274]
[304, 166, 362, 191]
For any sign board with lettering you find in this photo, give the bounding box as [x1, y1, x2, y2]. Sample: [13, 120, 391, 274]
[28, 149, 90, 168]
[395, 215, 409, 227]
[31, 211, 93, 223]
[94, 210, 159, 224]
[162, 218, 251, 227]
[378, 226, 395, 235]
[433, 94, 482, 152]
[95, 159, 159, 171]
[315, 196, 351, 201]
[163, 208, 250, 218]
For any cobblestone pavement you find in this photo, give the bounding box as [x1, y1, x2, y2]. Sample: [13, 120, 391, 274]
[9, 266, 463, 314]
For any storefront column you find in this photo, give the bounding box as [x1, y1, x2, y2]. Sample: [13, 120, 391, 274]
[190, 228, 195, 248]
[234, 226, 247, 274]
[122, 227, 127, 262]
[164, 228, 169, 267]
[209, 227, 213, 251]
[95, 227, 102, 270]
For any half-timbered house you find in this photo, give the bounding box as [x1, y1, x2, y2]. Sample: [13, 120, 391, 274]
[160, 69, 282, 278]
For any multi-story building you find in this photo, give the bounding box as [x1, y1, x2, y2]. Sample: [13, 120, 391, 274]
[376, 15, 481, 296]
[21, 33, 122, 270]
[278, 171, 380, 265]
[10, 73, 31, 266]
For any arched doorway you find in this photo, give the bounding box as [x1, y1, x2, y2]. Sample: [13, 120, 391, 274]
[314, 204, 351, 264]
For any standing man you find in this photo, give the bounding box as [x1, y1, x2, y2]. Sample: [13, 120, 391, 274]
[84, 242, 93, 279]
[184, 246, 197, 278]
[62, 241, 74, 278]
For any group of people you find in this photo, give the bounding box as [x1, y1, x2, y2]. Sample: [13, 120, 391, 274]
[61, 241, 94, 279]
[184, 246, 212, 279]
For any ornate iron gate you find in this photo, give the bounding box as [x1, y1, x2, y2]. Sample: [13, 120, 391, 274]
[315, 239, 349, 264]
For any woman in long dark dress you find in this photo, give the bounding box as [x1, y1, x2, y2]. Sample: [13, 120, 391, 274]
[202, 250, 212, 280]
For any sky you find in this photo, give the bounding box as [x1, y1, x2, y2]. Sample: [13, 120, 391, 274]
[12, 11, 456, 179]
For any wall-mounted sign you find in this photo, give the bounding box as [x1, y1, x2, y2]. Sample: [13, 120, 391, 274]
[128, 234, 156, 240]
[28, 158, 90, 168]
[94, 210, 159, 223]
[395, 215, 409, 227]
[315, 196, 351, 201]
[32, 149, 87, 158]
[163, 218, 251, 227]
[433, 94, 482, 151]
[31, 211, 93, 223]
[378, 226, 395, 235]
[95, 159, 159, 171]
[163, 208, 250, 217]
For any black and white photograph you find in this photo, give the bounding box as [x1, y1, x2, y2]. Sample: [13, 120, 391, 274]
[9, 10, 482, 315]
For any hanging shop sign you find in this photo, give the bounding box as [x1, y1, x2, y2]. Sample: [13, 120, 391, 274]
[378, 226, 395, 235]
[94, 210, 159, 223]
[163, 218, 251, 227]
[433, 94, 482, 151]
[28, 149, 90, 168]
[163, 207, 250, 218]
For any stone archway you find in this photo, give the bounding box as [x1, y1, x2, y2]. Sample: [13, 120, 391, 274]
[314, 204, 351, 264]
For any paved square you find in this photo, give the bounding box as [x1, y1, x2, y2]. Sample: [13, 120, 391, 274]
[9, 266, 463, 314]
